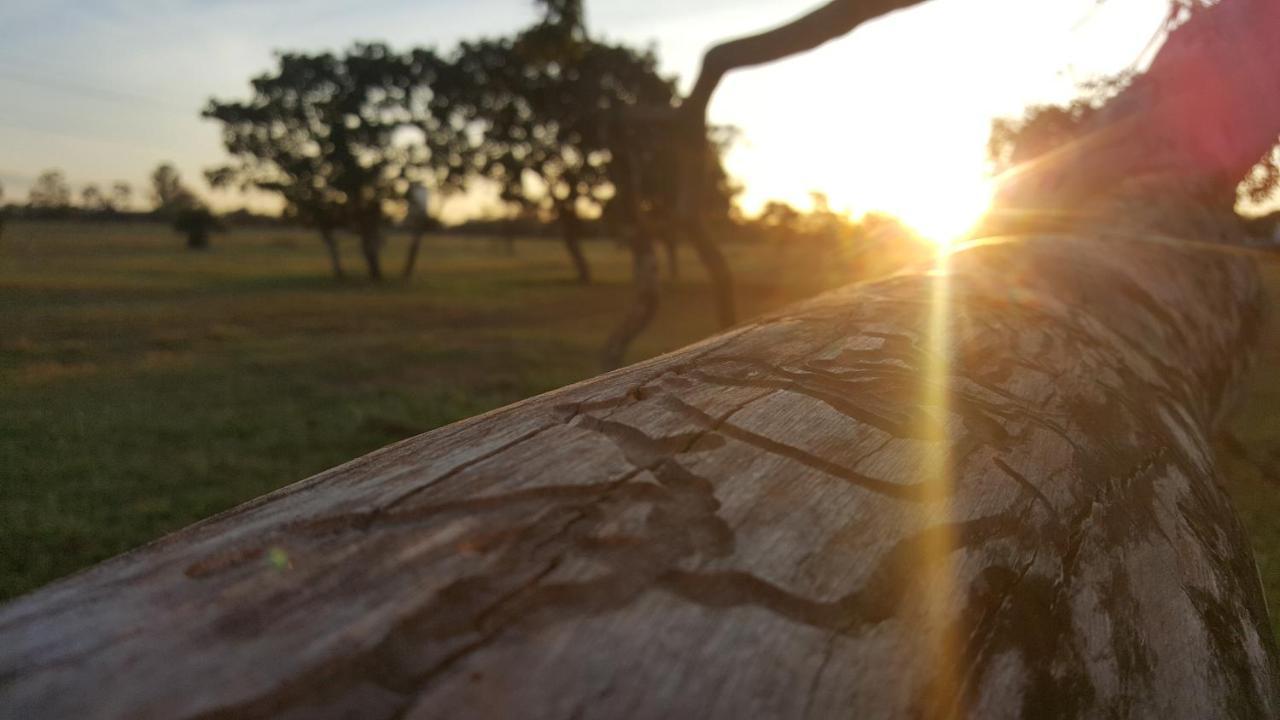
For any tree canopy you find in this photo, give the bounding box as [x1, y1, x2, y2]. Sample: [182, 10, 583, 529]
[449, 31, 677, 283]
[204, 43, 469, 280]
[27, 170, 72, 210]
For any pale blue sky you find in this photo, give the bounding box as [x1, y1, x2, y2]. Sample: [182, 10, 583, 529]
[0, 0, 1171, 222]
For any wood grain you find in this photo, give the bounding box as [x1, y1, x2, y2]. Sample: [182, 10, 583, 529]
[0, 228, 1273, 718]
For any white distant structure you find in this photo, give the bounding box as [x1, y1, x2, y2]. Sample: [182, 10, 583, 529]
[402, 182, 432, 279]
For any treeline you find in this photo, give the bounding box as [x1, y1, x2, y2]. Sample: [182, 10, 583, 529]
[194, 0, 741, 284]
[0, 0, 931, 364]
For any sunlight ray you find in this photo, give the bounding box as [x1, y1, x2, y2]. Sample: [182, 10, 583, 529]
[919, 242, 961, 709]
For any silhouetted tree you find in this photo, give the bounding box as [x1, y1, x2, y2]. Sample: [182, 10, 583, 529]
[204, 44, 468, 281]
[756, 200, 803, 240]
[80, 184, 108, 213]
[27, 170, 72, 211]
[608, 121, 741, 280]
[452, 19, 677, 284]
[150, 163, 196, 217]
[173, 205, 222, 250]
[988, 6, 1279, 209]
[533, 0, 585, 32]
[110, 182, 133, 213]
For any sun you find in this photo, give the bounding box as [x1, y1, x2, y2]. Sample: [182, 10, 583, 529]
[886, 176, 995, 252]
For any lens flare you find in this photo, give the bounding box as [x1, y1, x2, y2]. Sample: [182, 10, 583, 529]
[893, 178, 995, 252]
[920, 245, 961, 708]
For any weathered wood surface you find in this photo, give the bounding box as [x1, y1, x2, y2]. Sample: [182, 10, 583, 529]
[0, 227, 1274, 718]
[6, 0, 1280, 717]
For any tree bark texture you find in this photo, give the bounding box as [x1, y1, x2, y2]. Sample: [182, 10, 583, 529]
[0, 227, 1271, 718]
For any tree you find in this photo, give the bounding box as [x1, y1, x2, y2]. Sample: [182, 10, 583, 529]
[173, 205, 222, 250]
[990, 74, 1280, 212]
[110, 182, 133, 213]
[615, 122, 742, 279]
[150, 163, 196, 217]
[204, 44, 468, 281]
[27, 169, 72, 211]
[80, 184, 107, 213]
[452, 23, 678, 285]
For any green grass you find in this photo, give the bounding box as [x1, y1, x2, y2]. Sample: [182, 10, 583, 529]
[0, 221, 849, 599]
[3, 221, 1280, 644]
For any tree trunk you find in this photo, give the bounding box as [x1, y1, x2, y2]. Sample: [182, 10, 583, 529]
[0, 224, 1273, 718]
[559, 204, 592, 284]
[602, 120, 662, 370]
[186, 228, 209, 250]
[403, 230, 425, 280]
[599, 229, 660, 370]
[663, 232, 680, 279]
[360, 225, 384, 281]
[686, 217, 735, 326]
[320, 228, 345, 279]
[3, 1, 1280, 718]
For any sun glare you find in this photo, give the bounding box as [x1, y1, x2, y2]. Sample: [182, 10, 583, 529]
[890, 177, 996, 252]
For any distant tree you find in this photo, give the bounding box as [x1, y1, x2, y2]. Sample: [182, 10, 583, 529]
[110, 182, 133, 213]
[204, 44, 468, 281]
[609, 121, 741, 279]
[757, 200, 803, 239]
[452, 26, 678, 284]
[173, 205, 222, 250]
[533, 0, 585, 31]
[80, 184, 108, 213]
[988, 36, 1279, 208]
[28, 170, 72, 210]
[150, 163, 196, 217]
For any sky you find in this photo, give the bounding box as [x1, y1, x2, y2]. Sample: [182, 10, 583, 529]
[0, 0, 1175, 225]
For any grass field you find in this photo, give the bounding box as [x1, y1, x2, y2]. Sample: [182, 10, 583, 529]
[4, 220, 1280, 640]
[0, 220, 853, 600]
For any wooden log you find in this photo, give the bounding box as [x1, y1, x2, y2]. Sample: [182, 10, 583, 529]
[5, 0, 1280, 717]
[0, 222, 1274, 718]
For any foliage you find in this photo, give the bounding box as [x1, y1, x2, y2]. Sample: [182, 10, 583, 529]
[989, 79, 1279, 206]
[451, 35, 676, 226]
[532, 0, 585, 35]
[27, 170, 72, 210]
[203, 43, 469, 279]
[110, 182, 133, 212]
[80, 184, 107, 213]
[150, 163, 195, 216]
